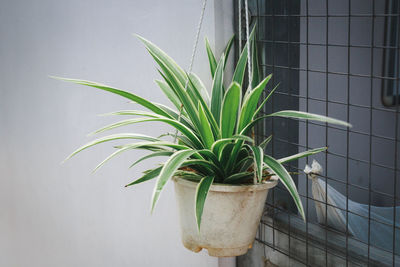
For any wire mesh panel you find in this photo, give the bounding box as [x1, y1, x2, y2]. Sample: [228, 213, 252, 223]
[236, 0, 400, 266]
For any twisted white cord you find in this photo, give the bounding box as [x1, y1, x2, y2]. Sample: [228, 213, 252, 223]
[174, 0, 207, 144]
[244, 0, 252, 88]
[238, 0, 242, 52]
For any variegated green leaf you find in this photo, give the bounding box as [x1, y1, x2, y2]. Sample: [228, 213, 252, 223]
[195, 175, 214, 230]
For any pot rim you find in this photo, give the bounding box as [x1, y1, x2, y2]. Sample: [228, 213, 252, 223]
[172, 175, 278, 193]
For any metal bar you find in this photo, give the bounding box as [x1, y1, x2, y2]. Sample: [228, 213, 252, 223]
[271, 0, 276, 251]
[256, 13, 400, 18]
[325, 1, 329, 265]
[392, 1, 400, 265]
[346, 1, 351, 265]
[259, 63, 400, 80]
[258, 39, 400, 50]
[305, 0, 310, 264]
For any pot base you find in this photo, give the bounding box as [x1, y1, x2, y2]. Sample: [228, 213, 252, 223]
[183, 241, 251, 257]
[174, 177, 278, 257]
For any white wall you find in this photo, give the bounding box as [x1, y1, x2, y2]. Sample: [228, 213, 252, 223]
[0, 0, 233, 266]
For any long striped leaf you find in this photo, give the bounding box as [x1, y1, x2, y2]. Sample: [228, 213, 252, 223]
[101, 110, 159, 117]
[181, 160, 223, 178]
[224, 140, 245, 173]
[223, 35, 235, 66]
[249, 145, 263, 183]
[251, 30, 260, 89]
[232, 26, 255, 88]
[253, 83, 279, 118]
[155, 80, 182, 111]
[198, 103, 215, 148]
[221, 82, 241, 138]
[149, 52, 202, 132]
[211, 55, 225, 124]
[93, 141, 188, 172]
[238, 74, 272, 132]
[151, 150, 197, 212]
[260, 135, 272, 150]
[188, 73, 210, 107]
[125, 166, 162, 187]
[233, 156, 253, 172]
[52, 77, 172, 118]
[129, 151, 173, 169]
[210, 135, 253, 156]
[90, 117, 203, 149]
[263, 155, 305, 221]
[65, 133, 159, 161]
[137, 35, 186, 86]
[269, 110, 352, 127]
[187, 74, 220, 138]
[278, 147, 327, 164]
[195, 175, 214, 231]
[224, 172, 253, 184]
[232, 43, 248, 87]
[205, 37, 217, 78]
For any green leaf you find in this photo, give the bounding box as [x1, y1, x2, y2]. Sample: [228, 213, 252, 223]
[269, 110, 352, 127]
[195, 175, 214, 231]
[150, 52, 202, 133]
[129, 151, 173, 169]
[238, 157, 254, 173]
[101, 110, 159, 117]
[249, 145, 263, 183]
[181, 160, 223, 178]
[155, 80, 182, 111]
[93, 141, 188, 173]
[263, 155, 305, 221]
[205, 38, 217, 78]
[187, 74, 220, 139]
[90, 117, 203, 149]
[198, 103, 215, 148]
[238, 74, 272, 132]
[278, 147, 327, 164]
[224, 172, 253, 184]
[210, 135, 253, 157]
[259, 135, 272, 150]
[151, 150, 197, 212]
[253, 82, 279, 119]
[224, 140, 245, 174]
[232, 26, 255, 88]
[125, 166, 162, 187]
[223, 35, 235, 66]
[232, 43, 248, 87]
[188, 73, 210, 107]
[52, 77, 172, 119]
[211, 54, 225, 124]
[136, 35, 187, 86]
[219, 143, 235, 168]
[65, 133, 159, 162]
[220, 82, 241, 138]
[251, 32, 260, 89]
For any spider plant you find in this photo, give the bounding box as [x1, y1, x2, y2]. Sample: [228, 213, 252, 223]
[55, 29, 351, 230]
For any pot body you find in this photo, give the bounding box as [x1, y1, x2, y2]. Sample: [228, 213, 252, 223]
[173, 176, 278, 257]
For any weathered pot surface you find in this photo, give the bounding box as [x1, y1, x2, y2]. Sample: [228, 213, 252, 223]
[173, 176, 278, 257]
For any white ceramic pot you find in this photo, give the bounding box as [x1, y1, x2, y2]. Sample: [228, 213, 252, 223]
[173, 176, 278, 257]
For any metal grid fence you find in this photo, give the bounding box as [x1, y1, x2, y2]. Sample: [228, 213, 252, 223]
[236, 0, 400, 266]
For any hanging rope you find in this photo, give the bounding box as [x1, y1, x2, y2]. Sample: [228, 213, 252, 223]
[244, 0, 252, 88]
[238, 0, 242, 52]
[173, 0, 208, 144]
[241, 0, 257, 184]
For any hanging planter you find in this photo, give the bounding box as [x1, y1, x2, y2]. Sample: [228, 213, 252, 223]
[173, 176, 277, 256]
[55, 21, 351, 256]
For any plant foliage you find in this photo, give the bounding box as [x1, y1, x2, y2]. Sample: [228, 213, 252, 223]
[56, 28, 351, 230]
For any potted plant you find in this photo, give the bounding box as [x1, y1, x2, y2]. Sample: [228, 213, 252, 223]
[55, 32, 350, 257]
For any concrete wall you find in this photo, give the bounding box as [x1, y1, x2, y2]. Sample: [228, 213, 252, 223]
[0, 0, 233, 266]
